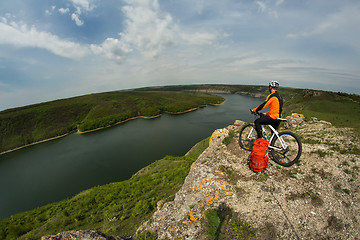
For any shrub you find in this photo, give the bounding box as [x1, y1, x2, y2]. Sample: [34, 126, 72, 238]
[203, 205, 257, 240]
[133, 200, 151, 217]
[204, 209, 221, 238]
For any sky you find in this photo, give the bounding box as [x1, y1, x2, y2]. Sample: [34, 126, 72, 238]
[0, 0, 360, 110]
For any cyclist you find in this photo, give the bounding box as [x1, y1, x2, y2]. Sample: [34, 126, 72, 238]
[251, 80, 283, 139]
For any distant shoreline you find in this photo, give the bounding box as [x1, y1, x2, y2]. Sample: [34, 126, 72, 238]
[0, 133, 71, 155]
[0, 103, 224, 155]
[77, 103, 225, 134]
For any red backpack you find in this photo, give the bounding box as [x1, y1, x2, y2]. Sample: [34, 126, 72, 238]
[250, 138, 269, 172]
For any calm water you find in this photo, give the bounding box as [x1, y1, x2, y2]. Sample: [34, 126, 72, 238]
[0, 94, 262, 219]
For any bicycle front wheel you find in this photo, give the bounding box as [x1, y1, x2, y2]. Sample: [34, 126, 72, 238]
[270, 131, 302, 167]
[239, 124, 256, 151]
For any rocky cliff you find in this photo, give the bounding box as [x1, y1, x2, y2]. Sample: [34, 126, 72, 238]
[137, 118, 359, 239]
[43, 116, 360, 240]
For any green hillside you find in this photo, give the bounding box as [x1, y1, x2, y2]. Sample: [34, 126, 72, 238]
[0, 91, 224, 153]
[141, 84, 360, 131]
[281, 89, 360, 131]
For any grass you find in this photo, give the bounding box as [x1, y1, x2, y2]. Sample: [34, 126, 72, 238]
[312, 149, 331, 158]
[0, 137, 210, 239]
[203, 204, 256, 240]
[222, 129, 236, 146]
[281, 88, 360, 133]
[311, 168, 331, 180]
[286, 189, 324, 207]
[0, 91, 224, 153]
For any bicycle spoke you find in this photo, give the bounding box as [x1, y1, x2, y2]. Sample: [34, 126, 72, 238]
[239, 124, 256, 151]
[270, 131, 302, 167]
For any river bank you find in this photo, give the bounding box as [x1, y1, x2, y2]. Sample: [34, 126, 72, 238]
[0, 102, 225, 155]
[0, 91, 225, 154]
[76, 106, 207, 134]
[77, 102, 226, 134]
[0, 133, 71, 155]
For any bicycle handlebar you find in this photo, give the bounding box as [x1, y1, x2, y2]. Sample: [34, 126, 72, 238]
[250, 108, 287, 121]
[249, 109, 261, 116]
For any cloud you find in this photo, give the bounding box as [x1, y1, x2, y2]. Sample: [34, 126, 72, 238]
[92, 0, 218, 61]
[255, 0, 281, 18]
[45, 6, 57, 16]
[44, 1, 96, 26]
[256, 1, 267, 13]
[181, 32, 216, 46]
[286, 4, 360, 43]
[71, 13, 84, 26]
[286, 20, 335, 39]
[90, 38, 133, 62]
[276, 0, 284, 6]
[120, 0, 178, 58]
[0, 18, 90, 59]
[59, 8, 70, 14]
[70, 0, 97, 12]
[57, 0, 98, 26]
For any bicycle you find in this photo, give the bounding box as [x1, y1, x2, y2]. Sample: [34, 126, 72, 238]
[239, 110, 302, 167]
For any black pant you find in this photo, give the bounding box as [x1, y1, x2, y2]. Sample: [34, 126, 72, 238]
[254, 115, 280, 139]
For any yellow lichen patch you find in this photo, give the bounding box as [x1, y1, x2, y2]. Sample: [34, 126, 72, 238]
[191, 178, 233, 209]
[183, 211, 199, 226]
[191, 178, 213, 191]
[214, 191, 220, 200]
[207, 196, 214, 205]
[225, 190, 232, 196]
[209, 129, 228, 143]
[222, 180, 229, 186]
[234, 120, 244, 126]
[198, 202, 205, 208]
[211, 179, 233, 197]
[188, 211, 197, 221]
[192, 184, 204, 191]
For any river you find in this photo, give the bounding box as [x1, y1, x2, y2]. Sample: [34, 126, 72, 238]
[0, 94, 262, 220]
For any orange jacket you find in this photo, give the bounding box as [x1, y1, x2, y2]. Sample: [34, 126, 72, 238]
[252, 91, 283, 119]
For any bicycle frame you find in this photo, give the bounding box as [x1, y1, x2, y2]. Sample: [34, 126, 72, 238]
[245, 124, 288, 151]
[263, 125, 287, 151]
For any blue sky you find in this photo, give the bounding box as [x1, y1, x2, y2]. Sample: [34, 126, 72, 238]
[0, 0, 359, 110]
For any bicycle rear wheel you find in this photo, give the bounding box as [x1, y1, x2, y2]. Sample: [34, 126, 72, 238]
[239, 124, 256, 151]
[270, 131, 302, 167]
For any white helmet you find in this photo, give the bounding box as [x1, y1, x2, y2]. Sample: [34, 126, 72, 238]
[269, 80, 279, 88]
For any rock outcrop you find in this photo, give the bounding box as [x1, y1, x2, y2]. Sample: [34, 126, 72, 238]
[284, 113, 305, 128]
[138, 120, 360, 239]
